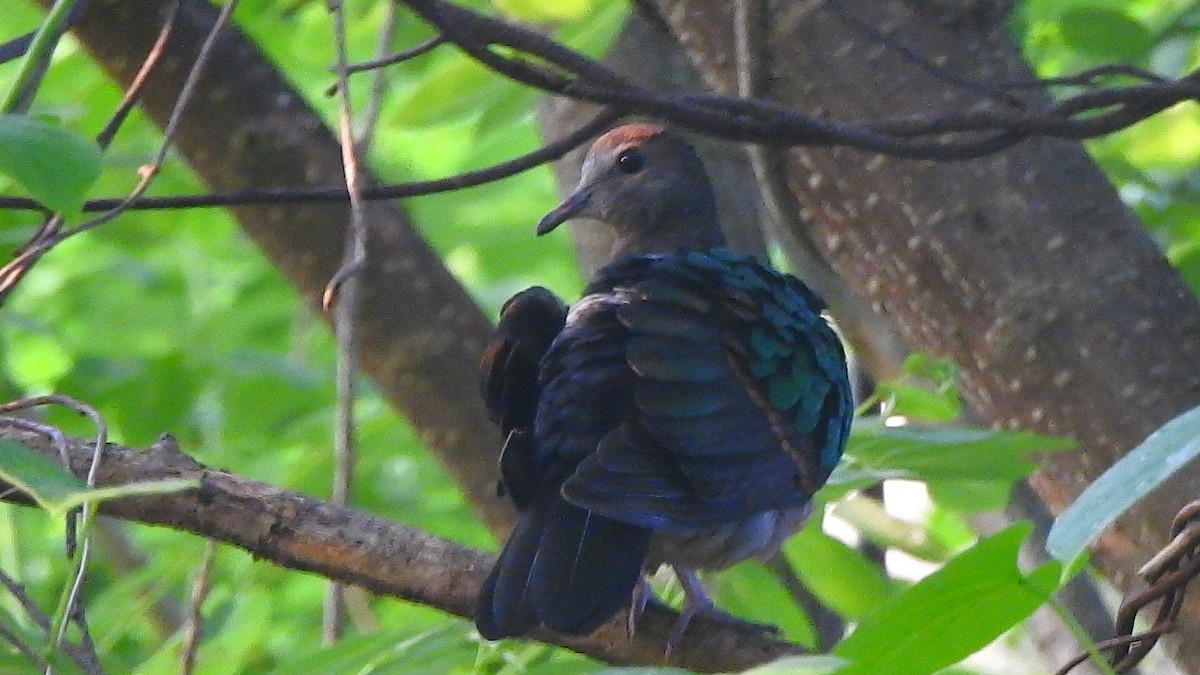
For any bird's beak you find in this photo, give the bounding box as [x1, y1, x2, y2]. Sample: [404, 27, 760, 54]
[536, 188, 591, 236]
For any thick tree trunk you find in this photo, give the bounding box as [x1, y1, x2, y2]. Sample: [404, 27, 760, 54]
[652, 0, 1200, 668]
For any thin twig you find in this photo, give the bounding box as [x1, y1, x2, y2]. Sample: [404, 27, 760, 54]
[95, 0, 182, 148]
[180, 541, 217, 675]
[323, 33, 445, 96]
[0, 570, 96, 672]
[0, 396, 107, 670]
[0, 0, 181, 302]
[0, 410, 103, 675]
[1057, 498, 1200, 673]
[394, 0, 1199, 158]
[0, 109, 620, 215]
[824, 0, 1026, 107]
[1, 0, 79, 114]
[0, 569, 52, 632]
[356, 1, 399, 155]
[0, 416, 71, 468]
[347, 34, 445, 74]
[0, 620, 46, 670]
[321, 259, 365, 312]
[0, 1, 1197, 223]
[322, 0, 368, 645]
[0, 0, 235, 301]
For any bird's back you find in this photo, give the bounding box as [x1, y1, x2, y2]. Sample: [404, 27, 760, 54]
[549, 249, 851, 532]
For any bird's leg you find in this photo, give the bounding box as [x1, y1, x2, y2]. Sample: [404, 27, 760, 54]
[628, 575, 677, 637]
[665, 567, 779, 657]
[628, 576, 650, 637]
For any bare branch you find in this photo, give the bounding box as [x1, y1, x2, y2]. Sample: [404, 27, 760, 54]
[323, 0, 368, 644]
[0, 110, 622, 217]
[180, 542, 216, 675]
[0, 424, 801, 672]
[0, 568, 101, 674]
[322, 34, 446, 96]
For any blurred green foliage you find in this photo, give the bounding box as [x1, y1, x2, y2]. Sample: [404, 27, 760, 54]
[0, 0, 1197, 673]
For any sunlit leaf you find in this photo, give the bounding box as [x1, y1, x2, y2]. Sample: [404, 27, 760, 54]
[0, 114, 101, 216]
[0, 440, 196, 514]
[715, 561, 816, 648]
[1048, 402, 1200, 564]
[844, 418, 1074, 481]
[784, 521, 896, 619]
[875, 354, 961, 422]
[742, 655, 847, 675]
[832, 523, 1059, 675]
[493, 0, 591, 22]
[1059, 8, 1152, 61]
[0, 438, 86, 511]
[831, 495, 955, 562]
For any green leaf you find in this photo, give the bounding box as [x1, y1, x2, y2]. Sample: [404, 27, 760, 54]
[0, 438, 87, 511]
[714, 561, 816, 648]
[0, 115, 101, 215]
[874, 354, 961, 422]
[832, 523, 1059, 675]
[390, 54, 500, 127]
[595, 662, 691, 667]
[55, 478, 199, 512]
[925, 478, 1014, 513]
[873, 382, 959, 422]
[1047, 402, 1200, 564]
[493, 0, 592, 22]
[0, 439, 196, 514]
[844, 418, 1074, 482]
[784, 521, 896, 619]
[1059, 8, 1152, 61]
[742, 655, 848, 675]
[831, 496, 955, 562]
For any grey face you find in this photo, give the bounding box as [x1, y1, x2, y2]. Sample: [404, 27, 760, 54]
[536, 131, 717, 241]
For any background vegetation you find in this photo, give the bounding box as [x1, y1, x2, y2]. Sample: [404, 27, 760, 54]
[2, 0, 1200, 673]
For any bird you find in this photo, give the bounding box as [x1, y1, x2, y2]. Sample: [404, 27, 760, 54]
[474, 123, 853, 651]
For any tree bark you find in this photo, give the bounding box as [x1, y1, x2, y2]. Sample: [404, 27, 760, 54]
[651, 0, 1200, 668]
[54, 0, 514, 535]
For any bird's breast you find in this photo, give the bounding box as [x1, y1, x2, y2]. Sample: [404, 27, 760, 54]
[645, 504, 812, 572]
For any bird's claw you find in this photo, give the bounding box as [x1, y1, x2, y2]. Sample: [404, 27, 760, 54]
[627, 576, 672, 638]
[663, 568, 778, 659]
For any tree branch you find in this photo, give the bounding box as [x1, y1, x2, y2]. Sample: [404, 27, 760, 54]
[0, 425, 800, 672]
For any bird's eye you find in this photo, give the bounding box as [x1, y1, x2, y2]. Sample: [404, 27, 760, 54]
[616, 147, 644, 174]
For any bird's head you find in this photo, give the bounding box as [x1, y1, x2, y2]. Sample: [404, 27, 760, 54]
[536, 123, 723, 257]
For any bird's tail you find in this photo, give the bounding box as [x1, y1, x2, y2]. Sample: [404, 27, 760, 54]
[475, 495, 651, 639]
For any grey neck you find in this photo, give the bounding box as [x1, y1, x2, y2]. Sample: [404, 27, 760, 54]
[609, 217, 726, 258]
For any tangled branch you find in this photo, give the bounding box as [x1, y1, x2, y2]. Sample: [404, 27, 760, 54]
[1057, 499, 1200, 674]
[1, 0, 1197, 302]
[0, 1, 1194, 210]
